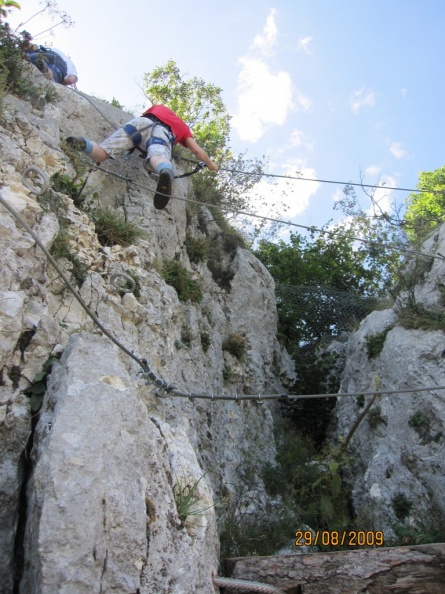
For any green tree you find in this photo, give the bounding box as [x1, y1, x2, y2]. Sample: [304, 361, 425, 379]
[256, 224, 390, 347]
[255, 217, 397, 441]
[404, 165, 445, 243]
[144, 60, 230, 160]
[0, 0, 20, 18]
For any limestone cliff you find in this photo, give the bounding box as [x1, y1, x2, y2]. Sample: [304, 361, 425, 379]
[335, 224, 445, 539]
[0, 70, 295, 593]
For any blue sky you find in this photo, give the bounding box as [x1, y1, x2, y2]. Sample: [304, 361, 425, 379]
[7, 1, 445, 236]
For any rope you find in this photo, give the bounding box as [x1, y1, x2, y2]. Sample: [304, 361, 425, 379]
[213, 575, 286, 593]
[179, 156, 445, 197]
[88, 163, 445, 263]
[2, 189, 445, 403]
[67, 89, 445, 261]
[161, 384, 445, 402]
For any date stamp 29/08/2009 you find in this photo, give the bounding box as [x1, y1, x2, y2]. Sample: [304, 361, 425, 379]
[295, 530, 384, 548]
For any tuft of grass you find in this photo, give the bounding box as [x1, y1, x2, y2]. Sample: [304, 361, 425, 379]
[222, 333, 249, 361]
[90, 206, 145, 247]
[398, 306, 445, 331]
[160, 260, 203, 303]
[365, 328, 391, 359]
[185, 234, 208, 263]
[173, 475, 212, 528]
[50, 223, 87, 287]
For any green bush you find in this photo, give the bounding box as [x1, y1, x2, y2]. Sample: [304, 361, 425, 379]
[50, 223, 87, 287]
[160, 260, 203, 303]
[0, 21, 59, 111]
[389, 503, 445, 546]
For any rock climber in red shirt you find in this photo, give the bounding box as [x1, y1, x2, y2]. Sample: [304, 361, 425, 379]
[66, 104, 218, 209]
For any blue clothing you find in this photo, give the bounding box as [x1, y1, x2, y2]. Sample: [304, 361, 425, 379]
[27, 47, 68, 83]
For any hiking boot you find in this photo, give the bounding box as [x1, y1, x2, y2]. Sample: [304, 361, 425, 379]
[66, 136, 86, 151]
[154, 168, 173, 210]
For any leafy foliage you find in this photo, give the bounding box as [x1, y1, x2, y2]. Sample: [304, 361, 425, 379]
[256, 228, 385, 348]
[144, 59, 230, 159]
[0, 0, 20, 18]
[404, 166, 445, 243]
[262, 430, 353, 546]
[0, 20, 32, 100]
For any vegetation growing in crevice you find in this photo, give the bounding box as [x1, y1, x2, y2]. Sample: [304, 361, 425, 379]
[89, 206, 146, 248]
[38, 181, 88, 287]
[367, 405, 386, 430]
[389, 499, 445, 546]
[185, 234, 208, 264]
[391, 492, 413, 521]
[397, 306, 445, 331]
[160, 260, 203, 303]
[365, 328, 392, 359]
[222, 333, 249, 361]
[218, 452, 297, 561]
[173, 474, 212, 529]
[200, 331, 211, 353]
[23, 356, 59, 412]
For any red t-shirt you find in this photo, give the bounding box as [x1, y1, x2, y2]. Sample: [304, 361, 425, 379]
[142, 105, 193, 147]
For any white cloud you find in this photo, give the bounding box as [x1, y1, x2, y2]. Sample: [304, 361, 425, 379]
[232, 57, 294, 142]
[277, 128, 314, 154]
[288, 129, 305, 148]
[249, 157, 320, 222]
[350, 87, 376, 113]
[389, 141, 408, 159]
[232, 9, 313, 142]
[251, 8, 278, 55]
[298, 36, 314, 54]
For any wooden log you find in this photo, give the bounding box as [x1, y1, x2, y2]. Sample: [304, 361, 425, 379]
[224, 543, 445, 593]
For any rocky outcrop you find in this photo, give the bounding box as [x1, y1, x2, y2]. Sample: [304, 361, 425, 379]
[335, 224, 445, 537]
[0, 70, 294, 593]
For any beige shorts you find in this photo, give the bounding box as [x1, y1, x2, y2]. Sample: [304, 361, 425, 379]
[99, 117, 174, 160]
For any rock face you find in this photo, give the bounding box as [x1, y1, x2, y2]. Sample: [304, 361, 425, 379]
[335, 224, 445, 537]
[0, 71, 295, 593]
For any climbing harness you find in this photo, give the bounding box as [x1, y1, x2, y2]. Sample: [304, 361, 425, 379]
[69, 88, 207, 181]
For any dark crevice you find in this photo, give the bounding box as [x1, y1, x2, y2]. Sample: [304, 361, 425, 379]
[13, 409, 39, 593]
